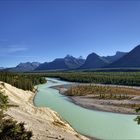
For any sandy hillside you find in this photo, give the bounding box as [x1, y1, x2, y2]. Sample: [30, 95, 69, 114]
[0, 82, 89, 140]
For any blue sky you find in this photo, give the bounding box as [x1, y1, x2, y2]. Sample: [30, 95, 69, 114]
[0, 0, 140, 67]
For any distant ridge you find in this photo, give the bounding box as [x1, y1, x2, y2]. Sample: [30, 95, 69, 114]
[35, 55, 85, 71]
[64, 55, 85, 69]
[10, 62, 40, 72]
[36, 58, 68, 71]
[102, 51, 127, 63]
[107, 45, 140, 68]
[79, 52, 108, 69]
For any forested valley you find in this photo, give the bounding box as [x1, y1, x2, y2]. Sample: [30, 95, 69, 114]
[33, 72, 140, 86]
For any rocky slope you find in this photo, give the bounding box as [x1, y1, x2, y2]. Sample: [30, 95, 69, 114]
[102, 51, 127, 63]
[0, 82, 89, 140]
[10, 62, 40, 72]
[108, 45, 140, 68]
[36, 55, 85, 71]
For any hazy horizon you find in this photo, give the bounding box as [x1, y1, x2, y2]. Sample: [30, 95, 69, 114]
[0, 0, 140, 67]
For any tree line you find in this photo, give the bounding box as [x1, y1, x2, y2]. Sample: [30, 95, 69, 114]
[0, 71, 46, 91]
[39, 72, 140, 86]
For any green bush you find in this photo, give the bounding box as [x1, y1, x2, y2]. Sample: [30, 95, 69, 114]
[0, 119, 32, 140]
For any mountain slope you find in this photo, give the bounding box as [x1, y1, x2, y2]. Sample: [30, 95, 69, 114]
[36, 58, 68, 71]
[102, 51, 127, 63]
[108, 45, 140, 68]
[80, 52, 108, 69]
[10, 62, 40, 72]
[64, 55, 85, 69]
[36, 55, 85, 71]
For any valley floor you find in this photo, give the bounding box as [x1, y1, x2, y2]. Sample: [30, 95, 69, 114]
[0, 82, 89, 140]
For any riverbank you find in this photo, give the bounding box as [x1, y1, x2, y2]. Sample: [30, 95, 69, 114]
[0, 82, 89, 140]
[33, 78, 140, 139]
[53, 84, 140, 114]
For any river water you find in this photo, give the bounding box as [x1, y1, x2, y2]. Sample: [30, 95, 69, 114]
[34, 78, 140, 140]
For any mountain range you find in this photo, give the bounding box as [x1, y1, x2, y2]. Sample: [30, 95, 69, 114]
[36, 55, 85, 71]
[35, 51, 129, 71]
[2, 45, 140, 72]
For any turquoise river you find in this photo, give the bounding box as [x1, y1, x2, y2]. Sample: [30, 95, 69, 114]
[34, 78, 140, 140]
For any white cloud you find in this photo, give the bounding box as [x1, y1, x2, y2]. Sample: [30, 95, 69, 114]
[7, 45, 28, 53]
[0, 45, 28, 53]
